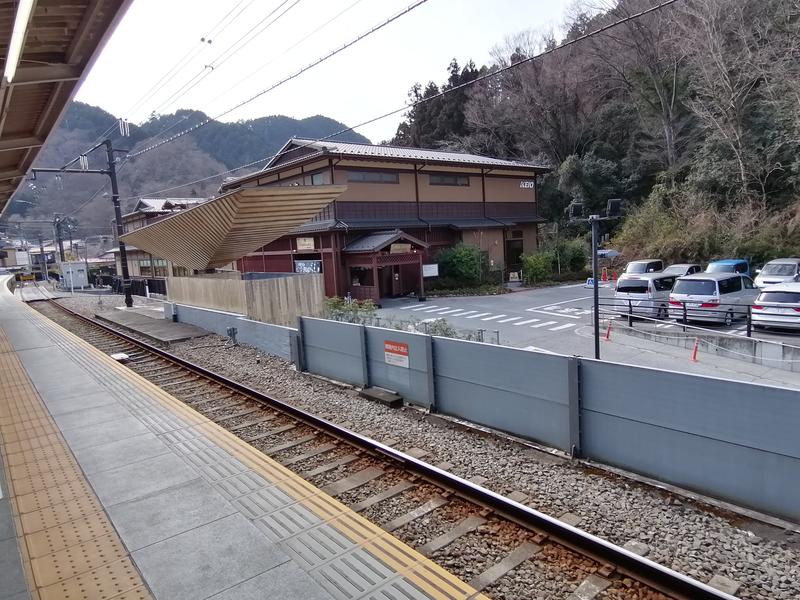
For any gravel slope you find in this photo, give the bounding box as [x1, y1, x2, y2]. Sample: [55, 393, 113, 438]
[56, 295, 800, 599]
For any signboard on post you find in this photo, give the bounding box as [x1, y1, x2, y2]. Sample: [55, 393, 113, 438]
[384, 340, 409, 368]
[422, 263, 439, 278]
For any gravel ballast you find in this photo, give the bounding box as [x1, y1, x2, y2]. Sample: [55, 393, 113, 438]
[56, 295, 800, 599]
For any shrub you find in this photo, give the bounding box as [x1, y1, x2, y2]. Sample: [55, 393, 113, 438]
[324, 296, 377, 323]
[435, 243, 488, 286]
[522, 251, 554, 284]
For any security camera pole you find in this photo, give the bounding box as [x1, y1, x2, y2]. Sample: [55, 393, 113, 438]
[33, 139, 133, 307]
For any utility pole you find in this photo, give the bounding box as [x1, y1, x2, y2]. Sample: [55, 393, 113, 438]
[53, 215, 65, 261]
[33, 139, 133, 307]
[589, 215, 601, 360]
[38, 236, 45, 280]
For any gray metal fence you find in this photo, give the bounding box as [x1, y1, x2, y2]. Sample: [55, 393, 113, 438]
[296, 316, 800, 522]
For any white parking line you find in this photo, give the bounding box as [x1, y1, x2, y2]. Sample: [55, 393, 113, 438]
[529, 310, 582, 319]
[449, 310, 477, 317]
[481, 314, 506, 321]
[514, 318, 541, 326]
[398, 304, 416, 310]
[465, 312, 492, 319]
[497, 316, 522, 323]
[410, 304, 437, 311]
[437, 308, 464, 315]
[530, 320, 558, 328]
[549, 323, 576, 331]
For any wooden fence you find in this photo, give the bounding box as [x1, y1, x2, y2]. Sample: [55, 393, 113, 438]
[167, 273, 324, 326]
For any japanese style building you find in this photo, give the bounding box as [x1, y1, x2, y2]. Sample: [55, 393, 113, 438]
[217, 138, 550, 301]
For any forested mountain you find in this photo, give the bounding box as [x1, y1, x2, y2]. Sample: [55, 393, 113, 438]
[5, 102, 368, 235]
[391, 0, 800, 263]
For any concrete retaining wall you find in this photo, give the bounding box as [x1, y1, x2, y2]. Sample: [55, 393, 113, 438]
[166, 302, 295, 361]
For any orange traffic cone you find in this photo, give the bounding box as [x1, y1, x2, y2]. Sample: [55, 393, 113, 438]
[612, 270, 618, 281]
[690, 337, 700, 362]
[601, 268, 608, 282]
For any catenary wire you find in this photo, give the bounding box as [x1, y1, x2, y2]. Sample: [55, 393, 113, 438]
[148, 0, 303, 117]
[127, 0, 430, 159]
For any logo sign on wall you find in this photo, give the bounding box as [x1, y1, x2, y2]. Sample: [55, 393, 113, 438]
[384, 340, 409, 368]
[519, 180, 536, 189]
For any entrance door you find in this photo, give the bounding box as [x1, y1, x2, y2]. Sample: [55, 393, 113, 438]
[506, 239, 524, 277]
[391, 265, 402, 296]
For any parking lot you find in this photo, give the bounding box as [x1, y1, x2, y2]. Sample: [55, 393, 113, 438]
[376, 283, 800, 389]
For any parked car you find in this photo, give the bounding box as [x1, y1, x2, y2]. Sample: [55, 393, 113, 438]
[624, 259, 664, 274]
[753, 258, 800, 288]
[668, 272, 759, 326]
[662, 263, 702, 277]
[751, 283, 800, 330]
[614, 272, 677, 319]
[705, 259, 751, 278]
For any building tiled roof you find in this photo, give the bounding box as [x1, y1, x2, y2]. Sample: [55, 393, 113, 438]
[267, 138, 547, 171]
[343, 229, 428, 253]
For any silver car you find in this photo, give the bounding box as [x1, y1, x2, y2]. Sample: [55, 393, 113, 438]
[614, 273, 676, 319]
[662, 263, 702, 277]
[751, 283, 800, 330]
[668, 272, 759, 326]
[624, 259, 664, 274]
[754, 258, 800, 288]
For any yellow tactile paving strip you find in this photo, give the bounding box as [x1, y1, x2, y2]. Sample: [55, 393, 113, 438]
[0, 329, 153, 600]
[22, 304, 491, 600]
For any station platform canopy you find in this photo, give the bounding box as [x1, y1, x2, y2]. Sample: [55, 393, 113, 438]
[0, 0, 133, 216]
[120, 185, 347, 270]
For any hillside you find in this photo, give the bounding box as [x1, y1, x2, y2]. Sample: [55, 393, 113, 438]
[5, 102, 369, 235]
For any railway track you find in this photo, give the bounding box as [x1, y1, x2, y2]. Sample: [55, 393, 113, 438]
[30, 297, 736, 600]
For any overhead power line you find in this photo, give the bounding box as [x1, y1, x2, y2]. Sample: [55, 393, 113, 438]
[123, 0, 258, 120]
[148, 0, 304, 117]
[127, 0, 682, 200]
[127, 0, 430, 159]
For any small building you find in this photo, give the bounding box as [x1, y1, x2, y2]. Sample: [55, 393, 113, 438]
[217, 138, 550, 301]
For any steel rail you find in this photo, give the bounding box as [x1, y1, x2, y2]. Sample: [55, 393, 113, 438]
[38, 298, 738, 600]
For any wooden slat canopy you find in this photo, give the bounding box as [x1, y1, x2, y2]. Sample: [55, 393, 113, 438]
[0, 0, 133, 215]
[120, 185, 347, 270]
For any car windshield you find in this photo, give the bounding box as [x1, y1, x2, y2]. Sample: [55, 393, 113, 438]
[625, 263, 648, 273]
[761, 263, 797, 276]
[758, 291, 800, 304]
[706, 263, 736, 273]
[663, 265, 686, 275]
[672, 279, 717, 295]
[616, 280, 649, 294]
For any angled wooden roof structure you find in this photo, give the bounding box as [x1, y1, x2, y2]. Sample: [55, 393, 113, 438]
[120, 185, 347, 271]
[0, 0, 132, 216]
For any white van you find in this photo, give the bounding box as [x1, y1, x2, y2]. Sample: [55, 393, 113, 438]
[754, 258, 800, 288]
[614, 273, 677, 319]
[668, 273, 758, 326]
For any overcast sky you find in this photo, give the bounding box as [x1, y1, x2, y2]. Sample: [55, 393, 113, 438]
[75, 0, 574, 143]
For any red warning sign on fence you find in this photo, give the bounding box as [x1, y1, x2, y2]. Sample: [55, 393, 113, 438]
[384, 340, 409, 368]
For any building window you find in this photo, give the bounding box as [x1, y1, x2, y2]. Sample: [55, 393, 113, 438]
[310, 171, 326, 185]
[511, 230, 524, 239]
[347, 170, 399, 184]
[153, 259, 168, 277]
[172, 265, 189, 277]
[429, 173, 469, 186]
[138, 259, 152, 276]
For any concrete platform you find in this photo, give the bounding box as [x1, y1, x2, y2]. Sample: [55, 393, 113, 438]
[95, 305, 208, 343]
[0, 275, 485, 600]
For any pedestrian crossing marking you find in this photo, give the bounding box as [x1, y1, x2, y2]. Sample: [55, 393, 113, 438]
[450, 310, 477, 317]
[480, 314, 506, 321]
[437, 308, 464, 315]
[465, 312, 492, 319]
[497, 316, 522, 323]
[531, 320, 558, 328]
[514, 318, 541, 326]
[549, 323, 576, 331]
[410, 304, 437, 311]
[423, 306, 452, 313]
